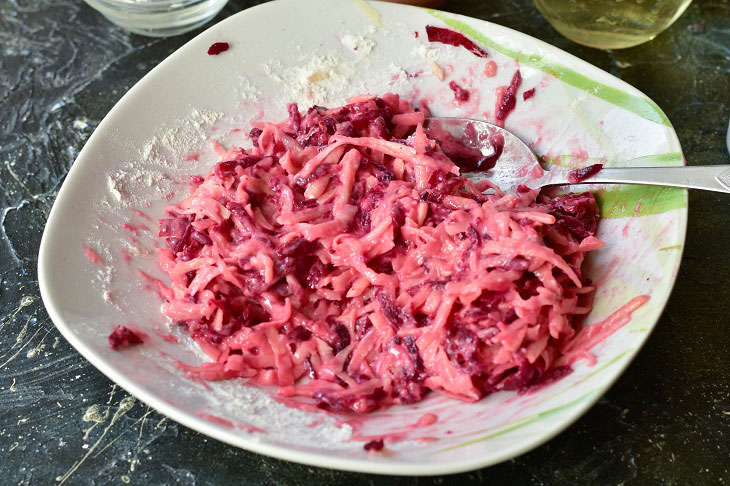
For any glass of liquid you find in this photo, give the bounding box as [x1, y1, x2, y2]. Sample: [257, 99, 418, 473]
[533, 0, 693, 49]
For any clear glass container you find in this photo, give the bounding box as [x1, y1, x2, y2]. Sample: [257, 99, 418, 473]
[533, 0, 693, 49]
[84, 0, 228, 37]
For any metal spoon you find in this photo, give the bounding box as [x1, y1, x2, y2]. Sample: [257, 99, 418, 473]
[425, 117, 730, 194]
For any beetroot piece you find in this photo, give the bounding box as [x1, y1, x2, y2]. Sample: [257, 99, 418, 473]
[426, 25, 489, 58]
[277, 238, 321, 258]
[108, 325, 145, 350]
[249, 128, 263, 148]
[548, 192, 600, 239]
[214, 155, 262, 178]
[363, 439, 384, 452]
[496, 70, 522, 123]
[207, 42, 230, 55]
[286, 326, 313, 342]
[519, 366, 573, 395]
[567, 163, 603, 183]
[444, 328, 481, 373]
[287, 103, 302, 132]
[376, 289, 416, 328]
[522, 88, 536, 101]
[448, 81, 470, 101]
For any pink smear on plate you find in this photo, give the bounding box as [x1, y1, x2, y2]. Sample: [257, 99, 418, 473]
[120, 249, 132, 264]
[82, 246, 104, 266]
[121, 223, 149, 237]
[416, 413, 438, 427]
[558, 295, 650, 367]
[307, 417, 325, 428]
[132, 209, 153, 221]
[138, 270, 173, 301]
[448, 80, 469, 101]
[158, 333, 178, 343]
[197, 412, 265, 433]
[197, 412, 235, 427]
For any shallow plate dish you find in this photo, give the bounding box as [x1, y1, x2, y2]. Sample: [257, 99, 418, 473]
[39, 0, 687, 475]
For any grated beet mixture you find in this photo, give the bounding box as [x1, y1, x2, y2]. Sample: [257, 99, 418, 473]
[154, 94, 603, 413]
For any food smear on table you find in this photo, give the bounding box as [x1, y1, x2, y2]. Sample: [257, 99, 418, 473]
[146, 94, 620, 415]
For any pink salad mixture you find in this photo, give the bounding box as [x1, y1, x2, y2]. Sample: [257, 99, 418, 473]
[154, 94, 604, 413]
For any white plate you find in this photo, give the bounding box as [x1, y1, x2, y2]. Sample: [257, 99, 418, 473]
[39, 0, 687, 475]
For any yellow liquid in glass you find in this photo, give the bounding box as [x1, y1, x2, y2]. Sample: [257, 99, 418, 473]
[533, 0, 693, 49]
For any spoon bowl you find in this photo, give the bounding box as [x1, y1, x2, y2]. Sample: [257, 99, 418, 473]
[427, 117, 730, 194]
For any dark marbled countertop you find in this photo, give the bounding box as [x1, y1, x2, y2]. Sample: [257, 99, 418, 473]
[1, 0, 728, 484]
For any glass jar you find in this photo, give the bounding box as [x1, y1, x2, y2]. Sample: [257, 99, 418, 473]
[533, 0, 693, 49]
[83, 0, 228, 37]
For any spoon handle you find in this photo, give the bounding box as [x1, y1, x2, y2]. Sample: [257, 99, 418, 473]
[548, 165, 730, 193]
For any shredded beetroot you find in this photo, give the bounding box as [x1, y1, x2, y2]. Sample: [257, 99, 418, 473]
[426, 25, 489, 58]
[154, 94, 602, 413]
[207, 42, 230, 56]
[108, 325, 146, 350]
[448, 81, 470, 101]
[363, 439, 384, 451]
[523, 88, 536, 101]
[568, 163, 603, 184]
[496, 70, 522, 123]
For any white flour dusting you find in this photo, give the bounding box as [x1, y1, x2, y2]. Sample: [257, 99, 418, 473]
[94, 264, 114, 305]
[104, 168, 171, 210]
[102, 108, 227, 214]
[264, 54, 369, 107]
[341, 34, 376, 55]
[234, 75, 262, 101]
[141, 108, 223, 166]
